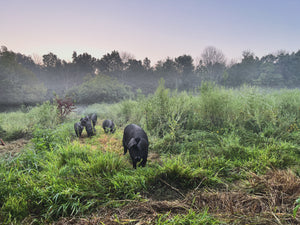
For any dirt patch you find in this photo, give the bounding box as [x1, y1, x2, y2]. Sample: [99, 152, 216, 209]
[0, 138, 30, 157]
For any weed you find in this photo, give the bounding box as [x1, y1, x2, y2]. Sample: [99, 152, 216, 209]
[294, 197, 300, 218]
[54, 95, 76, 121]
[156, 208, 222, 224]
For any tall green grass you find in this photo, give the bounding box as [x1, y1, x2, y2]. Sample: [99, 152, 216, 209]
[80, 81, 300, 179]
[1, 82, 300, 223]
[0, 101, 59, 140]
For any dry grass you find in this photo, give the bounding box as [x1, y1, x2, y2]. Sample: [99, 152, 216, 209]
[98, 134, 123, 155]
[0, 138, 30, 157]
[53, 170, 300, 225]
[55, 200, 190, 225]
[185, 169, 300, 224]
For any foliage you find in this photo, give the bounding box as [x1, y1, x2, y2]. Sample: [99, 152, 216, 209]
[0, 124, 6, 138]
[0, 47, 47, 106]
[54, 95, 76, 121]
[1, 84, 300, 224]
[31, 123, 71, 152]
[66, 74, 133, 104]
[0, 101, 59, 140]
[2, 46, 300, 108]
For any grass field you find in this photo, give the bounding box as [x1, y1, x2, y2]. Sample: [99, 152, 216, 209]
[0, 83, 299, 224]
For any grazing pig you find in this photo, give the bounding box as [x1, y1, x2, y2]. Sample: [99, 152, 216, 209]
[80, 116, 95, 137]
[74, 122, 83, 137]
[80, 116, 89, 127]
[123, 124, 149, 169]
[85, 118, 95, 137]
[102, 119, 116, 133]
[89, 113, 97, 129]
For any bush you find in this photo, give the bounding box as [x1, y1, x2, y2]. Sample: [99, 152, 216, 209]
[66, 74, 133, 104]
[31, 123, 71, 152]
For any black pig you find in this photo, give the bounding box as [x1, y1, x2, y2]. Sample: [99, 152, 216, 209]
[89, 113, 97, 131]
[80, 116, 89, 127]
[102, 119, 116, 133]
[123, 124, 149, 169]
[74, 122, 83, 137]
[80, 116, 95, 137]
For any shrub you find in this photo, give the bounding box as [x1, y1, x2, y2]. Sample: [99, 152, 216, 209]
[54, 96, 76, 121]
[66, 74, 133, 104]
[31, 123, 71, 152]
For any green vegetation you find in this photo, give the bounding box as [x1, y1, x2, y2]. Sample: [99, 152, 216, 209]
[0, 47, 47, 106]
[66, 74, 133, 104]
[155, 209, 220, 225]
[0, 101, 59, 141]
[0, 83, 300, 224]
[2, 46, 300, 107]
[295, 197, 300, 218]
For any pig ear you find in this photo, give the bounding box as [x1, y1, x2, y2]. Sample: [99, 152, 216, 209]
[128, 138, 137, 149]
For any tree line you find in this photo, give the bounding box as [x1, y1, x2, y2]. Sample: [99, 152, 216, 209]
[1, 45, 300, 106]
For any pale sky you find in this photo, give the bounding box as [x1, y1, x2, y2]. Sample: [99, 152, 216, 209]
[1, 0, 300, 64]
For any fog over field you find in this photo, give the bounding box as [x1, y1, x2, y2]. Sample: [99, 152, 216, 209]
[1, 45, 300, 111]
